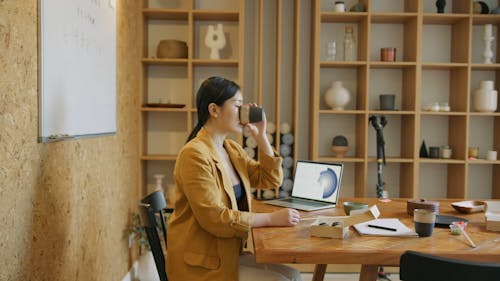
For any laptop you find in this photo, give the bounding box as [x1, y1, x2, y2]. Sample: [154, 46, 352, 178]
[264, 160, 343, 211]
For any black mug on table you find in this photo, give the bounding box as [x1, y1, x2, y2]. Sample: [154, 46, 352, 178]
[413, 209, 436, 237]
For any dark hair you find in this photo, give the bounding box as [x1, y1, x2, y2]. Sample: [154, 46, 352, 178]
[186, 76, 240, 142]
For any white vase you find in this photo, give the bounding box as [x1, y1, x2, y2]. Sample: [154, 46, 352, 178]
[473, 80, 498, 112]
[325, 81, 350, 110]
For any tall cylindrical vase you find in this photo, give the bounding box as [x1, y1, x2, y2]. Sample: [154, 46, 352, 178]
[473, 80, 498, 112]
[325, 81, 350, 110]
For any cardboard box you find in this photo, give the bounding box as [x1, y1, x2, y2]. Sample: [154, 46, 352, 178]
[311, 205, 380, 239]
[485, 201, 500, 232]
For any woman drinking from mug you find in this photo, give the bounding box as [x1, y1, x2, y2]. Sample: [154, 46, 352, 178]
[166, 76, 302, 281]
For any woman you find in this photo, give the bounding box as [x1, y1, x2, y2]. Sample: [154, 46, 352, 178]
[166, 76, 302, 281]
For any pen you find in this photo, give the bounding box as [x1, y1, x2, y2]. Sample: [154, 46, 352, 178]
[368, 224, 397, 232]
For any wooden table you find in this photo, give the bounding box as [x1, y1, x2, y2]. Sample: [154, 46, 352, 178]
[252, 198, 500, 281]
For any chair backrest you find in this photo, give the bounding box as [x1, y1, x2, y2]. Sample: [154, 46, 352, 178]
[399, 250, 500, 281]
[138, 190, 171, 281]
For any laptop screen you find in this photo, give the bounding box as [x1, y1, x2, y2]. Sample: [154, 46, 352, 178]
[291, 160, 343, 203]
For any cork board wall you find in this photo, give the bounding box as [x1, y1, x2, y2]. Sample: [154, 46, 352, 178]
[0, 1, 141, 280]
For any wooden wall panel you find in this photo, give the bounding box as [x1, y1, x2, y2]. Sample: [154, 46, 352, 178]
[0, 1, 141, 280]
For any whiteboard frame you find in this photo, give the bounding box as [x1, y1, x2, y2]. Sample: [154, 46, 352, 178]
[38, 0, 117, 142]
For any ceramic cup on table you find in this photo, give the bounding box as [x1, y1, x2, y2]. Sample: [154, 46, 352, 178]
[413, 209, 436, 237]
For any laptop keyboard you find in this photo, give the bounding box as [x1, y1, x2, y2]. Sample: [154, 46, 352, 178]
[282, 198, 331, 207]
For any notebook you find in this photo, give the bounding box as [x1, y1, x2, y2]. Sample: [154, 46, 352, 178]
[264, 160, 344, 211]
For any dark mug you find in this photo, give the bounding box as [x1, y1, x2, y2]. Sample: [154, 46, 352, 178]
[239, 105, 263, 125]
[413, 209, 436, 237]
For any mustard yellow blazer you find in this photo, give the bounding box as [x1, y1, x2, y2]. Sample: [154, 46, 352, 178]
[166, 128, 283, 281]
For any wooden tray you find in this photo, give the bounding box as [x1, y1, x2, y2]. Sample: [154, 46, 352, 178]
[451, 200, 485, 214]
[146, 103, 185, 108]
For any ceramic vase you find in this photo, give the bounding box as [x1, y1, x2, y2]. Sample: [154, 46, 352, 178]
[325, 81, 350, 110]
[483, 24, 494, 64]
[473, 80, 498, 112]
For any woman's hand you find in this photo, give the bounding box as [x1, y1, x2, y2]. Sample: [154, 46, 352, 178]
[253, 208, 301, 227]
[269, 208, 301, 226]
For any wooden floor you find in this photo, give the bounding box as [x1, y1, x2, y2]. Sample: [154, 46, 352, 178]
[300, 273, 401, 281]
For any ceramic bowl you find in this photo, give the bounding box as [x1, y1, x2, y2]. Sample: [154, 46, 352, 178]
[451, 200, 485, 214]
[343, 201, 369, 215]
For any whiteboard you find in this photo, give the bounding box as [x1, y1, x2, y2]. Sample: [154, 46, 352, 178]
[39, 0, 117, 142]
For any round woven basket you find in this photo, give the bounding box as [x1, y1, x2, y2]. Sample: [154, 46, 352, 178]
[156, 40, 187, 58]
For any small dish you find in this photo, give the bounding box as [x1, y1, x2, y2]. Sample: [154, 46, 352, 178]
[451, 200, 485, 214]
[343, 201, 369, 215]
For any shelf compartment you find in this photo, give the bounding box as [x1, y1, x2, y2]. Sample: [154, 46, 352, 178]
[469, 69, 499, 112]
[422, 0, 471, 14]
[421, 115, 467, 161]
[422, 19, 470, 63]
[320, 66, 367, 110]
[145, 18, 189, 59]
[369, 67, 417, 111]
[370, 17, 418, 62]
[370, 0, 418, 13]
[471, 23, 499, 64]
[467, 164, 493, 199]
[367, 115, 415, 159]
[469, 115, 498, 159]
[145, 65, 189, 105]
[366, 162, 413, 198]
[318, 114, 366, 159]
[320, 21, 368, 62]
[194, 20, 240, 60]
[146, 111, 188, 155]
[421, 67, 468, 112]
[419, 163, 466, 198]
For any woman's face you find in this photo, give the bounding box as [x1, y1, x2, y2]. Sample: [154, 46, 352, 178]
[215, 91, 243, 134]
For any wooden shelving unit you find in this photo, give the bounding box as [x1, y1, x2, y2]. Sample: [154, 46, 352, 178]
[138, 0, 244, 197]
[310, 0, 500, 199]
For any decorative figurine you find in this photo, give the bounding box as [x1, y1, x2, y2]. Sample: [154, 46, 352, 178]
[436, 0, 446, 13]
[204, 23, 226, 60]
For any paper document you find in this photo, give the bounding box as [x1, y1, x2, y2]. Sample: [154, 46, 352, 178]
[353, 218, 418, 237]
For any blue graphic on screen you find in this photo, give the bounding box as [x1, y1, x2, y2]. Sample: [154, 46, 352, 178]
[318, 168, 338, 198]
[291, 161, 342, 203]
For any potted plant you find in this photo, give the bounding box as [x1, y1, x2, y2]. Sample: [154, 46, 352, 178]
[124, 212, 163, 281]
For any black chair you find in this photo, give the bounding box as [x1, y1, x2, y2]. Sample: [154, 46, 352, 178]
[399, 250, 500, 281]
[138, 190, 173, 281]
